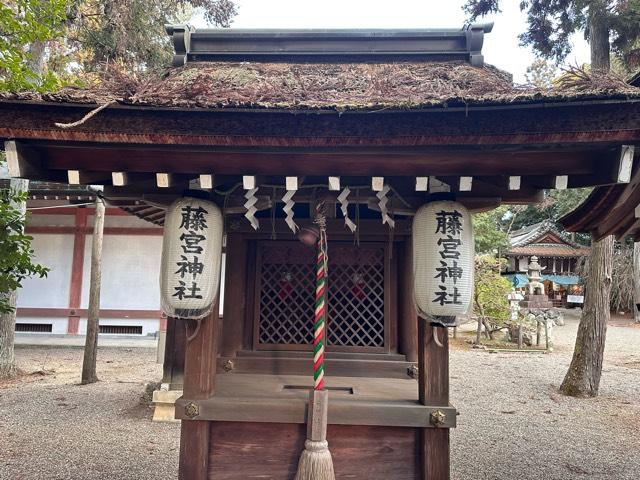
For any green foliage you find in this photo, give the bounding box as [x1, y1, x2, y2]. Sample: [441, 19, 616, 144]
[525, 58, 558, 87]
[471, 189, 591, 255]
[474, 255, 512, 324]
[1, 1, 238, 89]
[0, 158, 49, 314]
[473, 206, 510, 254]
[508, 188, 592, 240]
[73, 0, 237, 72]
[0, 0, 71, 91]
[464, 1, 640, 66]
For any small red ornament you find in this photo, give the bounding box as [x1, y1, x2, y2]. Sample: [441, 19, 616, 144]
[279, 271, 293, 300]
[351, 272, 366, 301]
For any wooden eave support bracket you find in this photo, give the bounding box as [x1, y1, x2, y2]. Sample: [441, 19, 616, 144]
[568, 145, 635, 188]
[4, 140, 66, 183]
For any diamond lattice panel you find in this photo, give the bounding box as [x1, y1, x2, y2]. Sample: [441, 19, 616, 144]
[327, 246, 385, 348]
[257, 243, 385, 348]
[258, 243, 316, 345]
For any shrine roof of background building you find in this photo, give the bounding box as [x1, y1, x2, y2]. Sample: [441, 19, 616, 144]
[505, 220, 590, 257]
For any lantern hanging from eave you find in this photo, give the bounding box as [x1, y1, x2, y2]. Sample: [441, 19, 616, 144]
[160, 197, 224, 319]
[412, 201, 474, 323]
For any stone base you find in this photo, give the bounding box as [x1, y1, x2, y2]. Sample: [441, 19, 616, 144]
[152, 388, 183, 423]
[520, 294, 553, 309]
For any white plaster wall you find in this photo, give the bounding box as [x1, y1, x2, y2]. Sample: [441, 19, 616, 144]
[26, 214, 76, 227]
[517, 256, 529, 272]
[17, 233, 73, 308]
[15, 316, 68, 334]
[81, 234, 162, 310]
[103, 214, 162, 229]
[78, 318, 160, 336]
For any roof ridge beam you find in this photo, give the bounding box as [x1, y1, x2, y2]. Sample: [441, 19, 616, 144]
[165, 23, 493, 66]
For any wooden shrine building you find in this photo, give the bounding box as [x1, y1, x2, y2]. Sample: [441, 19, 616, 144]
[503, 220, 590, 307]
[2, 23, 640, 480]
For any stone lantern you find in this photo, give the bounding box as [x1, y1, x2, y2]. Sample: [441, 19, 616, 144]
[520, 256, 553, 309]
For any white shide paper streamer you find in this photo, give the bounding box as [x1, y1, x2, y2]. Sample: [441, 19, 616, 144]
[282, 189, 298, 233]
[244, 188, 259, 230]
[337, 187, 356, 233]
[376, 184, 395, 229]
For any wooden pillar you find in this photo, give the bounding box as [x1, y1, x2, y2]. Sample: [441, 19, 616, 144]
[178, 303, 220, 480]
[161, 317, 186, 389]
[418, 318, 450, 480]
[220, 234, 248, 357]
[81, 197, 104, 384]
[398, 238, 418, 362]
[179, 420, 211, 480]
[67, 207, 88, 334]
[634, 242, 640, 323]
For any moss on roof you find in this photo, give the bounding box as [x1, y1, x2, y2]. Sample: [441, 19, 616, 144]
[2, 62, 639, 111]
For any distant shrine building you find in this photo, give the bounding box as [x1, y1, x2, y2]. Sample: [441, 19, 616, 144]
[2, 22, 640, 480]
[502, 221, 590, 307]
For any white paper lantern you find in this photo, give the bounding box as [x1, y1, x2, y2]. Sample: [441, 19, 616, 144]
[413, 201, 474, 320]
[160, 197, 224, 319]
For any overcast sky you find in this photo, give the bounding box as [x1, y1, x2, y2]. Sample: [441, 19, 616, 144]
[190, 0, 590, 83]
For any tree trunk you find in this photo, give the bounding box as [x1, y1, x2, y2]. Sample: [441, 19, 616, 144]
[81, 197, 105, 385]
[27, 40, 47, 81]
[482, 318, 493, 340]
[633, 242, 640, 324]
[475, 317, 482, 344]
[559, 2, 613, 398]
[560, 236, 613, 397]
[588, 2, 610, 74]
[0, 178, 29, 380]
[0, 292, 18, 379]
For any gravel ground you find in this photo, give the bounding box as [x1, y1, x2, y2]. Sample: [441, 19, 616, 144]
[0, 347, 179, 480]
[451, 310, 640, 480]
[1, 311, 639, 480]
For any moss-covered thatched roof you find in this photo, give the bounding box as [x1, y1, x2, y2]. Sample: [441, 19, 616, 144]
[2, 61, 639, 111]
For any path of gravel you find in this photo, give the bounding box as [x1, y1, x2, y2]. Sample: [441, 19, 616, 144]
[1, 311, 639, 479]
[0, 347, 179, 480]
[451, 311, 640, 480]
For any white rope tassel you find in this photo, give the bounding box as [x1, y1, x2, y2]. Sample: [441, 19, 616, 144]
[295, 440, 335, 480]
[282, 189, 299, 233]
[244, 188, 259, 230]
[376, 184, 395, 228]
[337, 187, 356, 233]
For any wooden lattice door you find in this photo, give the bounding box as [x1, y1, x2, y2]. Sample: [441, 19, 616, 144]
[254, 241, 388, 352]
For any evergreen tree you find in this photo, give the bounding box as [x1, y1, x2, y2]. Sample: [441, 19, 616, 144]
[70, 0, 237, 72]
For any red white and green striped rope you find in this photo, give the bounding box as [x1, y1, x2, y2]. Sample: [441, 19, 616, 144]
[313, 202, 328, 391]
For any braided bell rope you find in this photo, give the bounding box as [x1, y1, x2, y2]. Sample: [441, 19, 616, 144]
[313, 201, 328, 391]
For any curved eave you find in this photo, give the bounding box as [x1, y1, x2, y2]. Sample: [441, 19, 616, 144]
[561, 164, 640, 240]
